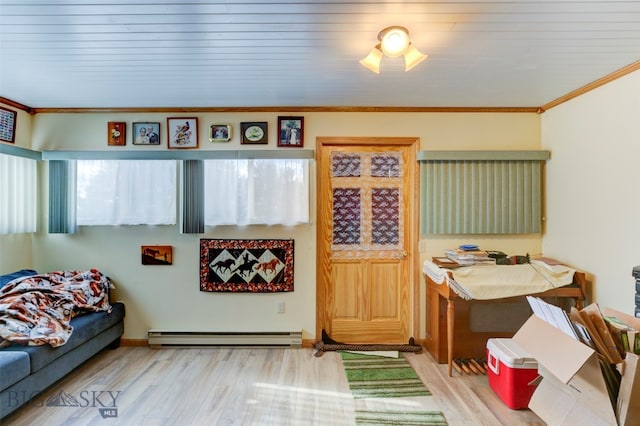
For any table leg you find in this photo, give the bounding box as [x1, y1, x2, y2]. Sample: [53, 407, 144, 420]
[447, 299, 454, 377]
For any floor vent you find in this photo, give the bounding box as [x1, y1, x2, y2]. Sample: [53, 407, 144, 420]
[147, 330, 302, 348]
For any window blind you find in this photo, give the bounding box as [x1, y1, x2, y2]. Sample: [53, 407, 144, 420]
[182, 159, 204, 234]
[419, 153, 547, 235]
[203, 159, 310, 226]
[0, 153, 37, 234]
[48, 160, 77, 234]
[76, 160, 177, 226]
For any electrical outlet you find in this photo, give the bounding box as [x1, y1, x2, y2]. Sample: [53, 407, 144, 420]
[276, 301, 285, 314]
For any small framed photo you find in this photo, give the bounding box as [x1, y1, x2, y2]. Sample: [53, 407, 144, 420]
[108, 122, 126, 146]
[241, 122, 268, 145]
[167, 117, 198, 149]
[277, 116, 304, 147]
[132, 122, 160, 145]
[0, 106, 17, 144]
[141, 245, 173, 265]
[209, 123, 232, 142]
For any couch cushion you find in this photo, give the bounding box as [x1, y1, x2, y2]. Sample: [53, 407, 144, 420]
[0, 269, 37, 289]
[0, 351, 30, 391]
[0, 302, 125, 373]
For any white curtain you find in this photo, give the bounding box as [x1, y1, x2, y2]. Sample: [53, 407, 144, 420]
[76, 160, 177, 225]
[0, 153, 37, 234]
[204, 159, 310, 226]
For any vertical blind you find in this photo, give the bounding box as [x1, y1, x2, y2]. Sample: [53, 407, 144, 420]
[420, 152, 548, 234]
[49, 160, 76, 233]
[0, 153, 37, 234]
[182, 159, 204, 234]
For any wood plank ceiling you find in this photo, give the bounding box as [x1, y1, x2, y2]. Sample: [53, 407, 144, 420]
[0, 0, 639, 109]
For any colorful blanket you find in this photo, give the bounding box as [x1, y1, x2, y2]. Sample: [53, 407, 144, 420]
[0, 269, 112, 347]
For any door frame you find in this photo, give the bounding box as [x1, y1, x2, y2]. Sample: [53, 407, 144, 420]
[315, 136, 420, 341]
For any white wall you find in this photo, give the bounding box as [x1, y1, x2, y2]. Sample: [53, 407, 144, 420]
[23, 111, 541, 340]
[542, 70, 640, 314]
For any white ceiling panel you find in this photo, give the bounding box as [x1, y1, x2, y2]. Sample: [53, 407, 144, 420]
[0, 0, 639, 109]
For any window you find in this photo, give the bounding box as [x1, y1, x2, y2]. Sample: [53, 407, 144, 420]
[203, 159, 309, 226]
[0, 153, 37, 234]
[76, 160, 177, 225]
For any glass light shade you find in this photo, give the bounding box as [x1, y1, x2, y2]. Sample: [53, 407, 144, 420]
[359, 47, 383, 73]
[380, 27, 410, 57]
[403, 44, 428, 71]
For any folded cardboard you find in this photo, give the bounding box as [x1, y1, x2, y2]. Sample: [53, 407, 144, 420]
[603, 308, 640, 426]
[513, 314, 639, 426]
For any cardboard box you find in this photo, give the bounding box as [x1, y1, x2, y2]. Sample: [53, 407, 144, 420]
[604, 308, 640, 426]
[486, 338, 539, 409]
[513, 314, 640, 426]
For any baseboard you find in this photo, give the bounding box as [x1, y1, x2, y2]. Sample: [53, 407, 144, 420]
[125, 337, 332, 348]
[147, 331, 302, 348]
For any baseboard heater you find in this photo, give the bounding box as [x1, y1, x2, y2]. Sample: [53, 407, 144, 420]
[147, 330, 302, 348]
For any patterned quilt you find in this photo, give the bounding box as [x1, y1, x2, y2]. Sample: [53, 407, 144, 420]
[0, 269, 112, 347]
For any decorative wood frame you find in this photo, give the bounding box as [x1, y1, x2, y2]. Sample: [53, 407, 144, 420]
[132, 122, 161, 145]
[209, 123, 232, 142]
[0, 106, 17, 143]
[240, 122, 268, 145]
[167, 117, 198, 149]
[108, 122, 126, 146]
[277, 116, 304, 147]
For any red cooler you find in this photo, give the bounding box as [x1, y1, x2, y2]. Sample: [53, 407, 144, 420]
[486, 338, 539, 409]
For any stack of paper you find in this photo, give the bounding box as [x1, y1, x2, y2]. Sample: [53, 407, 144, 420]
[445, 248, 495, 266]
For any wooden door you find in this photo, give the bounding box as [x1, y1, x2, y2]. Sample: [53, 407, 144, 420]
[316, 137, 419, 344]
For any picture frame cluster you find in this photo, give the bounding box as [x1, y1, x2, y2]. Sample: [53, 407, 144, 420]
[107, 116, 304, 148]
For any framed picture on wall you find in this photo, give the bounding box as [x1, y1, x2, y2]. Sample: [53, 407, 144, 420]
[108, 122, 126, 146]
[277, 116, 304, 147]
[132, 122, 161, 145]
[141, 245, 173, 265]
[167, 117, 198, 149]
[209, 123, 232, 142]
[0, 106, 17, 144]
[240, 122, 268, 145]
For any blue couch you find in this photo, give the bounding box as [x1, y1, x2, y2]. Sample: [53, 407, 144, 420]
[0, 270, 125, 419]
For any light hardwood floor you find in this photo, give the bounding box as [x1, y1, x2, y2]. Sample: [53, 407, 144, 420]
[3, 346, 544, 425]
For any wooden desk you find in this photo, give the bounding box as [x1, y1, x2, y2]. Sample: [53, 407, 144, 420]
[424, 267, 587, 377]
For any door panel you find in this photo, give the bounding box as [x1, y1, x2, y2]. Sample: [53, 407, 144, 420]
[332, 261, 361, 319]
[370, 261, 400, 319]
[316, 137, 418, 344]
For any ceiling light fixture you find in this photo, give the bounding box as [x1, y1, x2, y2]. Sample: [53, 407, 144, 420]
[360, 26, 428, 73]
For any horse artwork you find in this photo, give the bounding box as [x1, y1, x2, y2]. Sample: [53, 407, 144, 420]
[141, 245, 173, 265]
[200, 239, 294, 293]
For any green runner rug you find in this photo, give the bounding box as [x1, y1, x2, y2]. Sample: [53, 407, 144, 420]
[355, 409, 448, 426]
[341, 352, 448, 425]
[340, 352, 432, 399]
